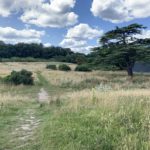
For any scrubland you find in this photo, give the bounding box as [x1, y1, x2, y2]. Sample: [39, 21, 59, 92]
[0, 62, 149, 150]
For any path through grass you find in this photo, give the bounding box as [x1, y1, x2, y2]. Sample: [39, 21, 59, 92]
[0, 62, 150, 150]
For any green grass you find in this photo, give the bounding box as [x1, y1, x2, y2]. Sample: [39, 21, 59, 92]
[0, 91, 149, 150]
[0, 62, 150, 150]
[36, 96, 150, 150]
[0, 101, 31, 149]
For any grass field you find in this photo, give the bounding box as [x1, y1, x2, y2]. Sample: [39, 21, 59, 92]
[0, 62, 150, 150]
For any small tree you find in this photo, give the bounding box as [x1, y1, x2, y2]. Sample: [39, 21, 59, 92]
[98, 24, 150, 77]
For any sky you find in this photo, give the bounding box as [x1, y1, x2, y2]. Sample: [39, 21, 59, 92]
[0, 0, 150, 53]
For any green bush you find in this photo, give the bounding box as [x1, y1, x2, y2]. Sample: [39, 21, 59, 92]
[4, 69, 34, 85]
[46, 64, 57, 70]
[58, 64, 71, 71]
[75, 64, 92, 72]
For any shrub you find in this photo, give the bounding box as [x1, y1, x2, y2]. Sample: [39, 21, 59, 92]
[46, 64, 57, 70]
[4, 69, 34, 85]
[58, 64, 71, 71]
[75, 64, 92, 72]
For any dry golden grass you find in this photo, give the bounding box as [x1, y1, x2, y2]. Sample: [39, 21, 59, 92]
[43, 70, 150, 90]
[0, 62, 150, 98]
[0, 62, 77, 82]
[42, 70, 107, 85]
[0, 62, 44, 75]
[0, 92, 29, 105]
[65, 89, 150, 110]
[0, 62, 49, 84]
[1, 62, 150, 90]
[0, 62, 44, 105]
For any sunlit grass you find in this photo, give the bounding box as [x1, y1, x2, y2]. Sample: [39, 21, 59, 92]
[0, 62, 150, 150]
[40, 89, 150, 150]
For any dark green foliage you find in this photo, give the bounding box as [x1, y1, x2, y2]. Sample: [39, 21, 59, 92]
[91, 24, 150, 76]
[0, 42, 74, 60]
[58, 64, 71, 71]
[50, 53, 88, 64]
[63, 53, 87, 64]
[4, 69, 34, 85]
[0, 41, 88, 63]
[46, 64, 57, 70]
[75, 64, 92, 72]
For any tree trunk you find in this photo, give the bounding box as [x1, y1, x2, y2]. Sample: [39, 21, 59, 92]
[127, 66, 133, 77]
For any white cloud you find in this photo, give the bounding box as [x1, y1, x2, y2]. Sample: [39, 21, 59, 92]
[60, 38, 87, 48]
[0, 26, 45, 44]
[0, 0, 39, 17]
[60, 38, 90, 53]
[44, 42, 52, 47]
[65, 23, 103, 40]
[134, 30, 150, 39]
[91, 0, 150, 23]
[71, 46, 94, 54]
[0, 0, 78, 28]
[125, 0, 150, 18]
[60, 23, 103, 53]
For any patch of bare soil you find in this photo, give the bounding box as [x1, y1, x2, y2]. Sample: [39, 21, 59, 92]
[10, 109, 40, 149]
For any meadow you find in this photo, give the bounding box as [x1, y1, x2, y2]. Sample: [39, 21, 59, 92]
[0, 62, 150, 150]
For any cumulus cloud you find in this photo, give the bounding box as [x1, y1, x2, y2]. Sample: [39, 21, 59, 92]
[0, 0, 39, 17]
[60, 38, 87, 48]
[0, 27, 45, 44]
[0, 0, 78, 28]
[65, 23, 103, 40]
[60, 38, 90, 53]
[60, 23, 103, 53]
[91, 0, 150, 23]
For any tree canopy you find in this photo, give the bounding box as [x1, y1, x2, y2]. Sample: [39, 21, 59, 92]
[0, 42, 73, 59]
[0, 42, 87, 63]
[91, 24, 150, 76]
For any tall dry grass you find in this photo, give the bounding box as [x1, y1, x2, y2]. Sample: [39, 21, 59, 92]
[0, 92, 29, 106]
[64, 89, 150, 110]
[0, 62, 150, 149]
[41, 88, 150, 150]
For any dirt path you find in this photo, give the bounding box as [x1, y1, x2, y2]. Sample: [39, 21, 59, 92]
[8, 88, 49, 150]
[10, 109, 40, 149]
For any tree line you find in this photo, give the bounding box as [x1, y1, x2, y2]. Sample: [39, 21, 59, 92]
[0, 41, 86, 64]
[0, 42, 73, 58]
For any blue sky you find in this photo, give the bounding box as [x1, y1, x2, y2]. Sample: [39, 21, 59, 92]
[0, 0, 150, 53]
